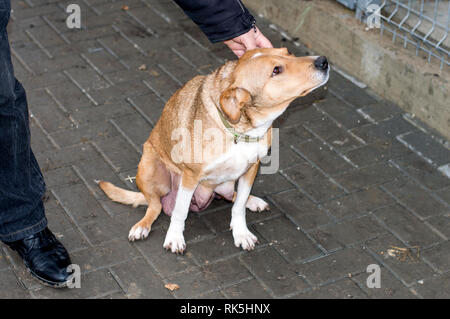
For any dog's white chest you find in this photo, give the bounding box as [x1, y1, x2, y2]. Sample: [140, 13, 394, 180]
[204, 141, 268, 184]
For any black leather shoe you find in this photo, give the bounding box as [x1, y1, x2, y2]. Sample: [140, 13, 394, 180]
[5, 227, 72, 288]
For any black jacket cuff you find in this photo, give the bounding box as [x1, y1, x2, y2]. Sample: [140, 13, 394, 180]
[174, 0, 256, 43]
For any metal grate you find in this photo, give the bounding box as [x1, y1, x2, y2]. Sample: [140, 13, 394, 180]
[338, 0, 450, 69]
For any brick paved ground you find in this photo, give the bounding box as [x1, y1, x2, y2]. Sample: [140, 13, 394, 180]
[1, 0, 449, 299]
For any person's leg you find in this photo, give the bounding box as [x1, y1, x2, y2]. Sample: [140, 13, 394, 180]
[0, 0, 47, 243]
[0, 0, 72, 287]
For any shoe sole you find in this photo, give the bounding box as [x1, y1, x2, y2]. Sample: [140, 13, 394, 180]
[27, 267, 70, 288]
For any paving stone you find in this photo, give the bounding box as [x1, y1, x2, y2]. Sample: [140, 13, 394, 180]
[44, 166, 80, 188]
[70, 102, 134, 125]
[183, 213, 215, 244]
[52, 182, 111, 225]
[70, 239, 141, 272]
[126, 92, 165, 125]
[81, 48, 127, 75]
[381, 178, 449, 220]
[253, 216, 323, 263]
[281, 162, 346, 203]
[188, 231, 251, 265]
[222, 278, 272, 299]
[351, 268, 417, 299]
[110, 258, 172, 298]
[0, 249, 10, 271]
[20, 71, 67, 90]
[0, 269, 32, 299]
[92, 135, 141, 172]
[413, 272, 450, 298]
[436, 187, 450, 205]
[109, 112, 153, 149]
[65, 66, 111, 92]
[88, 80, 151, 105]
[277, 143, 306, 170]
[73, 156, 127, 200]
[351, 116, 417, 144]
[426, 213, 450, 239]
[328, 84, 378, 109]
[165, 267, 223, 299]
[93, 0, 145, 14]
[25, 24, 66, 48]
[366, 233, 435, 286]
[251, 172, 295, 197]
[29, 119, 57, 152]
[139, 66, 183, 102]
[294, 278, 367, 299]
[241, 247, 310, 297]
[274, 103, 323, 129]
[201, 204, 279, 235]
[296, 247, 376, 286]
[279, 125, 314, 146]
[132, 227, 198, 278]
[333, 162, 400, 192]
[65, 25, 118, 43]
[315, 96, 369, 129]
[270, 189, 333, 230]
[11, 3, 60, 20]
[77, 215, 135, 245]
[292, 138, 354, 175]
[14, 43, 87, 75]
[322, 187, 394, 220]
[28, 88, 75, 133]
[201, 258, 253, 289]
[309, 215, 386, 252]
[399, 130, 450, 166]
[373, 204, 442, 248]
[97, 33, 139, 58]
[32, 269, 120, 299]
[36, 143, 101, 172]
[344, 139, 413, 167]
[304, 116, 363, 153]
[421, 241, 450, 273]
[393, 153, 450, 191]
[49, 121, 119, 146]
[358, 100, 404, 122]
[46, 80, 93, 111]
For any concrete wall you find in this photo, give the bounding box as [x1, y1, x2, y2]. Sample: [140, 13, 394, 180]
[244, 0, 449, 140]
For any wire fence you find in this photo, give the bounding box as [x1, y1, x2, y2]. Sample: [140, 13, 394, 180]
[338, 0, 449, 69]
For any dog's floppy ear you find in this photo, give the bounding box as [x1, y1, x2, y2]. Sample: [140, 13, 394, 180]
[219, 87, 251, 124]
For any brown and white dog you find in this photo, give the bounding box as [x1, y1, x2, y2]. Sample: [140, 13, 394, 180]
[98, 48, 329, 253]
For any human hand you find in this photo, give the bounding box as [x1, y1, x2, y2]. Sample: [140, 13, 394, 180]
[223, 26, 273, 58]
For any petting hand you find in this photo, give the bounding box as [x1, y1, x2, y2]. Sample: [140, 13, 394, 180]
[224, 26, 273, 58]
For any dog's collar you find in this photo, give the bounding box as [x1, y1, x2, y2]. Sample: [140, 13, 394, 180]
[215, 107, 261, 144]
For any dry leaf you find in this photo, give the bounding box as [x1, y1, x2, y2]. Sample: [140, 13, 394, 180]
[165, 283, 179, 291]
[138, 64, 147, 71]
[121, 5, 129, 11]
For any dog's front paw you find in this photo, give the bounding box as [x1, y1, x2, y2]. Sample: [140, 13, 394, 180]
[246, 196, 270, 212]
[128, 223, 151, 241]
[232, 229, 258, 251]
[163, 230, 186, 254]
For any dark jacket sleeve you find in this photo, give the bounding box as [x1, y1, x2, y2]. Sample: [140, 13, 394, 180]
[173, 0, 255, 43]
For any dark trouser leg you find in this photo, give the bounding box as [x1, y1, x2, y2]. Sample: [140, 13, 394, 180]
[0, 0, 47, 242]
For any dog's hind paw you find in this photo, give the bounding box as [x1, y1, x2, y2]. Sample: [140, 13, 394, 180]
[128, 224, 150, 241]
[246, 196, 269, 212]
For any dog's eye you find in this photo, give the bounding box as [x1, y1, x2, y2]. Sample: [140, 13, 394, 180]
[272, 66, 283, 77]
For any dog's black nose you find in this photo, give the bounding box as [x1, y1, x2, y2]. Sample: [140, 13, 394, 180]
[314, 56, 328, 70]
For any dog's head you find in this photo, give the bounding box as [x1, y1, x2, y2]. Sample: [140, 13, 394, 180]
[219, 48, 329, 125]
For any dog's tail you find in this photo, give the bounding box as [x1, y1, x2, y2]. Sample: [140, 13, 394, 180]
[97, 181, 147, 208]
